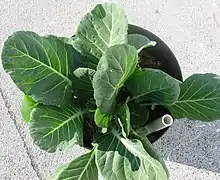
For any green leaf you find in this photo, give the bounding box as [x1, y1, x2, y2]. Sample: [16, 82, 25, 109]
[94, 108, 112, 128]
[58, 36, 75, 45]
[116, 103, 130, 136]
[95, 129, 168, 180]
[128, 101, 149, 128]
[93, 44, 138, 114]
[126, 68, 180, 105]
[48, 149, 98, 180]
[20, 95, 38, 123]
[58, 36, 87, 68]
[72, 68, 96, 102]
[30, 105, 85, 152]
[2, 31, 77, 106]
[128, 34, 156, 53]
[73, 3, 128, 68]
[167, 74, 220, 121]
[130, 131, 169, 177]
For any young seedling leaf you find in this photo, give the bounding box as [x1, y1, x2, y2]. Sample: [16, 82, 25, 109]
[95, 128, 168, 180]
[93, 44, 138, 114]
[48, 149, 98, 180]
[20, 95, 38, 123]
[2, 31, 78, 106]
[94, 108, 112, 128]
[72, 68, 96, 102]
[130, 131, 169, 177]
[126, 68, 180, 105]
[116, 103, 131, 136]
[30, 105, 85, 152]
[128, 34, 156, 53]
[167, 74, 220, 121]
[73, 3, 128, 68]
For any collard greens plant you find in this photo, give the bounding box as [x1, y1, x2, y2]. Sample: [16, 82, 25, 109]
[2, 3, 220, 180]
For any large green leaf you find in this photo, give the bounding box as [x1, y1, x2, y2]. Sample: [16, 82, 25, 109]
[126, 68, 180, 105]
[167, 74, 220, 121]
[116, 103, 130, 136]
[30, 105, 85, 152]
[72, 68, 96, 102]
[128, 34, 156, 53]
[95, 129, 168, 180]
[94, 108, 112, 128]
[130, 131, 169, 177]
[2, 31, 77, 106]
[73, 3, 128, 68]
[93, 44, 138, 114]
[20, 95, 38, 123]
[48, 149, 98, 180]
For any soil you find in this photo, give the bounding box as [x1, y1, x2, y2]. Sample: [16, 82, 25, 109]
[83, 115, 95, 149]
[138, 50, 161, 69]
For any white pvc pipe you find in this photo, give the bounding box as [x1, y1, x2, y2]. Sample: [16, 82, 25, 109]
[144, 114, 173, 135]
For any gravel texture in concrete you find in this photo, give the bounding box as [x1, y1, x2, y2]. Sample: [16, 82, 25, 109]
[0, 92, 39, 180]
[167, 161, 220, 180]
[1, 0, 220, 179]
[155, 119, 220, 173]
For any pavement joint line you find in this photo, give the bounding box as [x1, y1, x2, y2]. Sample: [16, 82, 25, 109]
[0, 86, 42, 180]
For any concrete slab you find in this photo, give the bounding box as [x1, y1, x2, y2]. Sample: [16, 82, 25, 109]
[0, 0, 220, 179]
[0, 92, 39, 180]
[166, 161, 220, 180]
[155, 119, 220, 173]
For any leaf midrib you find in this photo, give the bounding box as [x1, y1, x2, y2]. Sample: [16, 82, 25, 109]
[111, 130, 161, 172]
[133, 87, 168, 100]
[174, 96, 220, 104]
[9, 45, 72, 85]
[108, 6, 113, 47]
[77, 150, 96, 180]
[78, 4, 122, 56]
[42, 110, 84, 138]
[107, 52, 136, 102]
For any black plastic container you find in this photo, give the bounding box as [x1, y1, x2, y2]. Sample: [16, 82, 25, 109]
[128, 24, 183, 143]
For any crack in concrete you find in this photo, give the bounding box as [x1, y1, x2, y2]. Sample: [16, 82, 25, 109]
[0, 87, 42, 180]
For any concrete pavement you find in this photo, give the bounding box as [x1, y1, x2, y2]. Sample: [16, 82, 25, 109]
[0, 0, 220, 179]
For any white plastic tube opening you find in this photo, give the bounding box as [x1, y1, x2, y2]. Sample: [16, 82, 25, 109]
[145, 114, 174, 135]
[162, 114, 173, 127]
